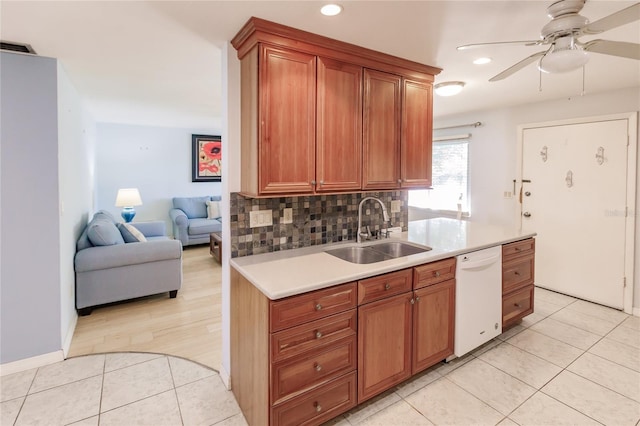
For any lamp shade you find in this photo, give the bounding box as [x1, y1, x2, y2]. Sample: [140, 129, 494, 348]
[115, 188, 142, 207]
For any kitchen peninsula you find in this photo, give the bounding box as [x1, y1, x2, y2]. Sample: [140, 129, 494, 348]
[230, 218, 536, 426]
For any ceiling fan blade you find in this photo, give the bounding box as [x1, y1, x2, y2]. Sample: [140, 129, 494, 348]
[583, 39, 640, 60]
[457, 40, 542, 50]
[489, 51, 547, 82]
[583, 3, 640, 34]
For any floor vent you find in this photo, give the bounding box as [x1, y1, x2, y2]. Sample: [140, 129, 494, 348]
[0, 41, 36, 55]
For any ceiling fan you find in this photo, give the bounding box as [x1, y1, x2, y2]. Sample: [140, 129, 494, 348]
[457, 0, 640, 82]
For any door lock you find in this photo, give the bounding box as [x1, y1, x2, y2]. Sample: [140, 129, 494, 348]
[523, 212, 531, 218]
[524, 191, 531, 197]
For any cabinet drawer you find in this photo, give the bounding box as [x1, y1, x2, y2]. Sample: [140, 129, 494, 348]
[503, 285, 534, 328]
[413, 257, 456, 289]
[270, 371, 357, 426]
[270, 283, 357, 332]
[271, 336, 357, 404]
[271, 310, 357, 363]
[503, 238, 535, 262]
[503, 255, 534, 294]
[358, 269, 412, 305]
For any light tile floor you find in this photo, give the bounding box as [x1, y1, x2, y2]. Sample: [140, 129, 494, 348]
[1, 287, 639, 425]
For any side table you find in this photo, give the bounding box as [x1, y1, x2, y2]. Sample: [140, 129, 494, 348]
[210, 232, 222, 264]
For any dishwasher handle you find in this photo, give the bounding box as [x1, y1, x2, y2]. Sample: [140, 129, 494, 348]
[458, 254, 501, 270]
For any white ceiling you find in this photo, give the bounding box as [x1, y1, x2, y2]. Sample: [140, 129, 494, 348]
[2, 1, 639, 128]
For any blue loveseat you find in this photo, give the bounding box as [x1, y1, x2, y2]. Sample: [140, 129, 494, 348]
[74, 210, 182, 315]
[169, 196, 222, 246]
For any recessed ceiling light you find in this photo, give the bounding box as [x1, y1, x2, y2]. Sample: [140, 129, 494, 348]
[321, 4, 343, 16]
[434, 81, 465, 97]
[473, 57, 492, 65]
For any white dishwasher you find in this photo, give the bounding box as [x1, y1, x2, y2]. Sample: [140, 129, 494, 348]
[454, 245, 502, 357]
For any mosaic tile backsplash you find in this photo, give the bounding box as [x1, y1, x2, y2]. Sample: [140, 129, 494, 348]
[230, 191, 409, 258]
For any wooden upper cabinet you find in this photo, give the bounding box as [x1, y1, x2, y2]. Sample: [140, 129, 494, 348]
[401, 79, 433, 188]
[362, 69, 402, 190]
[232, 17, 440, 196]
[259, 46, 316, 194]
[316, 58, 363, 192]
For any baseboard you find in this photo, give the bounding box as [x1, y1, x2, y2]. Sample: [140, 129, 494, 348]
[219, 364, 231, 390]
[62, 313, 78, 358]
[0, 350, 64, 376]
[633, 306, 640, 317]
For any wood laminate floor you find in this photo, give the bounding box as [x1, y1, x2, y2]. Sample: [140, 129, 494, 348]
[68, 245, 221, 371]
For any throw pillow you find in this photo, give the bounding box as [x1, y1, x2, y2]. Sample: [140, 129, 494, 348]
[173, 196, 210, 219]
[87, 219, 125, 246]
[117, 223, 148, 243]
[206, 200, 221, 219]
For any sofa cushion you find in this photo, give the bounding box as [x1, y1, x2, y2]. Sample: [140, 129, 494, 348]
[118, 223, 147, 243]
[188, 218, 221, 235]
[173, 196, 209, 219]
[94, 209, 118, 224]
[87, 219, 125, 246]
[206, 200, 221, 219]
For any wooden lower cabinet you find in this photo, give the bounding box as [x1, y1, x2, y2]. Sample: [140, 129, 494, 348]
[358, 292, 413, 403]
[271, 372, 357, 426]
[502, 238, 536, 328]
[412, 279, 455, 374]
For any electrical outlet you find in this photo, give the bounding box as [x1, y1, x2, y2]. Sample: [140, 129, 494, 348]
[249, 209, 273, 228]
[390, 200, 401, 213]
[283, 208, 293, 224]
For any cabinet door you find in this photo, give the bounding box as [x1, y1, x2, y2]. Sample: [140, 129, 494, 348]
[412, 279, 455, 374]
[358, 292, 412, 403]
[260, 46, 316, 194]
[316, 57, 362, 192]
[401, 79, 433, 188]
[362, 69, 401, 190]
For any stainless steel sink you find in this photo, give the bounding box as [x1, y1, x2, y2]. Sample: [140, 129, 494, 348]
[368, 241, 431, 258]
[325, 246, 393, 264]
[325, 242, 431, 264]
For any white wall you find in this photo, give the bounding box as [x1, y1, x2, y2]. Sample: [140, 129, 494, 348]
[1, 52, 62, 364]
[434, 86, 640, 311]
[220, 42, 241, 386]
[95, 123, 221, 235]
[57, 62, 96, 354]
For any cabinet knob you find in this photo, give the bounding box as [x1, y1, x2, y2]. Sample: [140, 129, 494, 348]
[514, 271, 521, 276]
[410, 298, 415, 305]
[311, 180, 317, 185]
[314, 363, 322, 372]
[319, 180, 324, 185]
[397, 179, 402, 184]
[315, 330, 323, 339]
[314, 402, 322, 412]
[515, 247, 521, 251]
[384, 283, 391, 290]
[315, 303, 322, 311]
[433, 271, 440, 278]
[514, 303, 521, 308]
[415, 296, 420, 302]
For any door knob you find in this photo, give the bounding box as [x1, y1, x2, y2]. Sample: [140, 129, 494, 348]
[524, 191, 531, 197]
[523, 212, 531, 218]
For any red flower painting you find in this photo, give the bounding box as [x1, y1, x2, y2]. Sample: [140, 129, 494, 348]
[192, 135, 222, 182]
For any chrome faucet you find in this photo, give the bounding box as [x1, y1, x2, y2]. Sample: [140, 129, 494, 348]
[357, 197, 390, 243]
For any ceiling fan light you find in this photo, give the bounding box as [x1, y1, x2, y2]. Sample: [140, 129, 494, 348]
[538, 46, 589, 74]
[320, 4, 343, 16]
[434, 81, 465, 96]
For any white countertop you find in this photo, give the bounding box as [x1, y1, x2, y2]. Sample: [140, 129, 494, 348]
[230, 218, 535, 300]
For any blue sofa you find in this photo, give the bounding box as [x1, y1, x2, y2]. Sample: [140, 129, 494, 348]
[74, 210, 182, 315]
[169, 196, 222, 246]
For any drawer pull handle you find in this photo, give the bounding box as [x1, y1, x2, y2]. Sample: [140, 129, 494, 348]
[514, 303, 521, 308]
[415, 296, 420, 302]
[315, 303, 322, 311]
[384, 283, 391, 290]
[433, 271, 441, 278]
[514, 271, 521, 276]
[314, 402, 322, 412]
[314, 363, 322, 372]
[315, 331, 323, 339]
[515, 247, 521, 251]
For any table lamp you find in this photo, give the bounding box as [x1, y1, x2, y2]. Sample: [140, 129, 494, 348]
[115, 188, 143, 222]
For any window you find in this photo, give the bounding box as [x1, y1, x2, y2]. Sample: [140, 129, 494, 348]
[409, 138, 469, 215]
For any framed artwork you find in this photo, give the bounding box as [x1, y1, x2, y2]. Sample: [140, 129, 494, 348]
[192, 134, 222, 182]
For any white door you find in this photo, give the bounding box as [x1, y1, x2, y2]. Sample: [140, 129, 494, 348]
[521, 119, 628, 309]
